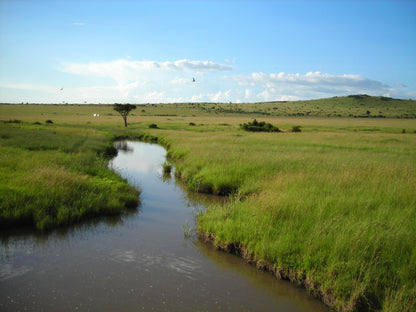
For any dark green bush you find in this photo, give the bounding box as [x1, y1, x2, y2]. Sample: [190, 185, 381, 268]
[2, 119, 22, 124]
[240, 119, 280, 132]
[102, 145, 118, 158]
[148, 123, 158, 129]
[163, 161, 172, 173]
[291, 125, 302, 132]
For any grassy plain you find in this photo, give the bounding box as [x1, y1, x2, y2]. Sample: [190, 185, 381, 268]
[1, 96, 415, 311]
[0, 120, 139, 230]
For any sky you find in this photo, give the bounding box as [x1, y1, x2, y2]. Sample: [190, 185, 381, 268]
[0, 0, 415, 104]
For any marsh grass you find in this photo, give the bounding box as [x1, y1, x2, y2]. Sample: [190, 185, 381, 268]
[151, 118, 415, 311]
[182, 219, 193, 238]
[162, 161, 172, 174]
[192, 132, 416, 311]
[0, 123, 139, 230]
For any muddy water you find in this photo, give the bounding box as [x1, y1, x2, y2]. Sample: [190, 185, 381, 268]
[0, 141, 328, 312]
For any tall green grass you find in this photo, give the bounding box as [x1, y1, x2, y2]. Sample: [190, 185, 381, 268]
[162, 128, 416, 311]
[0, 123, 139, 230]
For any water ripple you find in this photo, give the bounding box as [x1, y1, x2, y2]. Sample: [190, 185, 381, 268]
[0, 263, 32, 282]
[110, 249, 201, 280]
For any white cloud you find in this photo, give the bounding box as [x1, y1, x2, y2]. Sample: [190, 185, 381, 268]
[58, 58, 234, 101]
[209, 90, 232, 102]
[142, 91, 166, 103]
[0, 82, 58, 93]
[170, 77, 191, 85]
[163, 59, 234, 72]
[407, 91, 416, 98]
[60, 58, 233, 83]
[394, 82, 407, 88]
[234, 71, 389, 90]
[4, 57, 413, 103]
[232, 71, 393, 101]
[191, 94, 204, 102]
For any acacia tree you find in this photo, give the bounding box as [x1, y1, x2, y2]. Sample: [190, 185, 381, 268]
[113, 104, 137, 127]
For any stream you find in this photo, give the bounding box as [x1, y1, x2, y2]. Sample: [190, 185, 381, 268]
[0, 141, 328, 311]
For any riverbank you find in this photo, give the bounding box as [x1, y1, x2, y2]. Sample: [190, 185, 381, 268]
[1, 140, 328, 312]
[0, 121, 140, 230]
[198, 231, 340, 309]
[160, 126, 416, 312]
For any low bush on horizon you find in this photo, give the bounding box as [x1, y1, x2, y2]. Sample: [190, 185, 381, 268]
[240, 119, 280, 132]
[291, 125, 302, 132]
[148, 123, 158, 129]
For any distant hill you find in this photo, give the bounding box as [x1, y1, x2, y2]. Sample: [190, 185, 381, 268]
[151, 94, 415, 118]
[1, 94, 415, 119]
[239, 94, 416, 118]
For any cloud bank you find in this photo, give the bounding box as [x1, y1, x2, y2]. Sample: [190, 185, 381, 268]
[232, 71, 394, 101]
[60, 59, 234, 81]
[2, 58, 412, 103]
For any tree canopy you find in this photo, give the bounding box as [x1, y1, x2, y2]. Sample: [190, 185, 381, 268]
[113, 104, 137, 127]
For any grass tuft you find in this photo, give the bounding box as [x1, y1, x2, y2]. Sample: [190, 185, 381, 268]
[162, 161, 172, 174]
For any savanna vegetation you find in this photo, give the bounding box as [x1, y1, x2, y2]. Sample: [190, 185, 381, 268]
[1, 95, 415, 311]
[113, 103, 136, 127]
[240, 119, 280, 132]
[0, 120, 139, 230]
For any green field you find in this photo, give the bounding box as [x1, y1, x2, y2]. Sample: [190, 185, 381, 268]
[0, 120, 140, 230]
[1, 95, 415, 311]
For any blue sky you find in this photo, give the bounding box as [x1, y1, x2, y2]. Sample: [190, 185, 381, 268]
[0, 0, 415, 103]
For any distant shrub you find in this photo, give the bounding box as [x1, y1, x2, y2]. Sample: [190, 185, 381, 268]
[291, 125, 302, 132]
[189, 122, 196, 126]
[3, 119, 22, 124]
[240, 119, 280, 132]
[45, 119, 53, 124]
[33, 121, 42, 125]
[148, 123, 158, 129]
[348, 94, 369, 100]
[102, 145, 118, 158]
[163, 161, 172, 174]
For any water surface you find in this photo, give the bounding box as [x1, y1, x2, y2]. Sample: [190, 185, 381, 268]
[0, 141, 328, 311]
